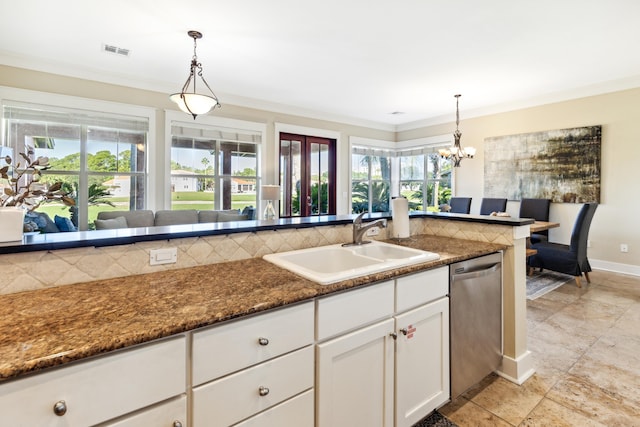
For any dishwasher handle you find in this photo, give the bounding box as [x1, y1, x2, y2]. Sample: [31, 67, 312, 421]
[451, 263, 500, 281]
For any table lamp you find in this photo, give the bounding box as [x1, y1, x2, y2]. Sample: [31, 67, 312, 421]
[261, 185, 280, 220]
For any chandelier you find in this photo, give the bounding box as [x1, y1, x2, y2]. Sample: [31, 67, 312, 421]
[170, 30, 221, 119]
[439, 94, 475, 167]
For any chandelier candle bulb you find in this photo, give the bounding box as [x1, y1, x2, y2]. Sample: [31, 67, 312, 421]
[391, 197, 410, 239]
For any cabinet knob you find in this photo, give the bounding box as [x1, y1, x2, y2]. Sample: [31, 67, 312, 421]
[173, 421, 183, 427]
[53, 400, 67, 416]
[258, 337, 269, 346]
[400, 328, 408, 336]
[258, 386, 270, 396]
[389, 332, 398, 340]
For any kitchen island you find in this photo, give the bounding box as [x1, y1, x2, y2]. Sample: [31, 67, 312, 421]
[0, 234, 504, 381]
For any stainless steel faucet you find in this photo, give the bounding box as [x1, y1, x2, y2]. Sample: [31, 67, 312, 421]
[343, 212, 387, 246]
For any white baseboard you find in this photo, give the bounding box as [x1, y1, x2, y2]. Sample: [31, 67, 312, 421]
[591, 259, 640, 277]
[496, 351, 535, 385]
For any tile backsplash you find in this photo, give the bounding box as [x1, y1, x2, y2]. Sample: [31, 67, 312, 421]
[0, 218, 514, 295]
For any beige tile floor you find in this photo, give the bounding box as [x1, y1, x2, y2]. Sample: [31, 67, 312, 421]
[440, 270, 640, 426]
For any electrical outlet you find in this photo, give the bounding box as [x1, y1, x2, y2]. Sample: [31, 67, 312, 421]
[366, 226, 380, 236]
[150, 248, 177, 265]
[620, 244, 629, 253]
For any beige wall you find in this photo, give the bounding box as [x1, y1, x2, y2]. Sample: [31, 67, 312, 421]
[2, 65, 639, 272]
[398, 89, 640, 272]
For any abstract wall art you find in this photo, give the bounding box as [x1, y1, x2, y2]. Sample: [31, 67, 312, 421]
[484, 126, 601, 203]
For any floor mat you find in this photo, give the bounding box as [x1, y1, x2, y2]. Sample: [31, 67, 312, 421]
[526, 270, 574, 300]
[412, 410, 459, 427]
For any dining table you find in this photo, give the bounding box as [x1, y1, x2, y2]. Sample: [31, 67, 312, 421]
[529, 220, 560, 234]
[526, 220, 560, 275]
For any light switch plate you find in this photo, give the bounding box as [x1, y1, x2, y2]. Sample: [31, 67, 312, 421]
[150, 248, 177, 265]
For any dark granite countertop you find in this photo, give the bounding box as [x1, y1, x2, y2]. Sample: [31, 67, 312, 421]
[0, 212, 532, 254]
[0, 234, 506, 382]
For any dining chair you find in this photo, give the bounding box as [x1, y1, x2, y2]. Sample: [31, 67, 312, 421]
[519, 198, 551, 243]
[448, 197, 472, 214]
[529, 203, 598, 288]
[479, 198, 507, 215]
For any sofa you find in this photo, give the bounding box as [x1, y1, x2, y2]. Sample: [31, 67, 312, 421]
[94, 207, 256, 230]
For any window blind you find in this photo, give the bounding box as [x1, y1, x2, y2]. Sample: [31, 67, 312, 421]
[171, 124, 262, 144]
[3, 102, 149, 132]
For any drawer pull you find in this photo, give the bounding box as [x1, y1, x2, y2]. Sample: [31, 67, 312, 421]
[258, 386, 270, 396]
[258, 337, 269, 346]
[400, 328, 408, 336]
[173, 421, 183, 427]
[53, 400, 67, 416]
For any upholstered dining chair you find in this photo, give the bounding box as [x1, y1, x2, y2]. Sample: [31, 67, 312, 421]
[519, 198, 552, 244]
[448, 197, 472, 214]
[529, 203, 598, 288]
[479, 198, 507, 215]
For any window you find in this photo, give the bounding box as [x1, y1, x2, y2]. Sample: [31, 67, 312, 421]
[2, 103, 148, 230]
[399, 149, 452, 212]
[170, 123, 260, 213]
[351, 146, 393, 213]
[279, 133, 336, 218]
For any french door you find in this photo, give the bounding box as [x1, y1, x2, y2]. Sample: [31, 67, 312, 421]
[279, 133, 336, 218]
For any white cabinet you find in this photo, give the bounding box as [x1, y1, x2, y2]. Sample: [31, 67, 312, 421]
[394, 267, 450, 427]
[315, 281, 395, 427]
[0, 336, 186, 427]
[192, 301, 315, 427]
[395, 298, 450, 427]
[102, 396, 187, 427]
[316, 318, 395, 427]
[315, 267, 450, 427]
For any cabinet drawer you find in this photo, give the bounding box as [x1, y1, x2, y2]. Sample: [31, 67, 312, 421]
[192, 301, 314, 385]
[234, 389, 314, 427]
[193, 346, 314, 427]
[0, 336, 186, 427]
[316, 280, 394, 340]
[103, 395, 187, 427]
[396, 267, 448, 312]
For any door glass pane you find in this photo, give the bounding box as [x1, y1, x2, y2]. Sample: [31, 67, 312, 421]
[310, 142, 329, 215]
[280, 138, 302, 217]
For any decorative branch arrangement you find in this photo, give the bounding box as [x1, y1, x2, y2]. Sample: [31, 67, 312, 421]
[0, 147, 75, 211]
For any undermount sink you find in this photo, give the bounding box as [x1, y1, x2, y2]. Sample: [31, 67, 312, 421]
[263, 241, 439, 285]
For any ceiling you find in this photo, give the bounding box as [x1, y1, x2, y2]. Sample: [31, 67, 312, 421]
[2, 0, 640, 130]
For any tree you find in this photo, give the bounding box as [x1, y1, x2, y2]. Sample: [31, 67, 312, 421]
[88, 150, 117, 171]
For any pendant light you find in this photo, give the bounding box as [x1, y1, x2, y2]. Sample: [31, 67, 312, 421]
[438, 94, 475, 167]
[170, 30, 221, 119]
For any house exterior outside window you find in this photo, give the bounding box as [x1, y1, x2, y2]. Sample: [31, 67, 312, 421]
[170, 123, 260, 213]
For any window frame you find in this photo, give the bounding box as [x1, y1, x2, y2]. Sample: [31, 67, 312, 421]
[1, 88, 154, 230]
[165, 111, 266, 212]
[350, 135, 455, 214]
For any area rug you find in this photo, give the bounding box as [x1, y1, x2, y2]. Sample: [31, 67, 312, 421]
[526, 271, 574, 300]
[412, 410, 459, 427]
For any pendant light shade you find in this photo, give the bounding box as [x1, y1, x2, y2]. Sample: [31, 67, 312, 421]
[170, 30, 221, 119]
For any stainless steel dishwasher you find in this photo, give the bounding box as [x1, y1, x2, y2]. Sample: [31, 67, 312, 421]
[449, 252, 502, 398]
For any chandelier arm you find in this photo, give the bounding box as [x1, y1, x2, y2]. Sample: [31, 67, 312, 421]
[199, 74, 221, 107]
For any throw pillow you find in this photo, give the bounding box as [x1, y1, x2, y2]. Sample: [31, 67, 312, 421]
[25, 211, 60, 233]
[94, 216, 128, 230]
[54, 215, 77, 232]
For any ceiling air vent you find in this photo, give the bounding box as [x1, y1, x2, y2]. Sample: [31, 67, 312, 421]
[102, 44, 130, 57]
